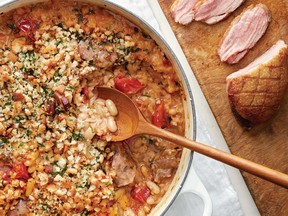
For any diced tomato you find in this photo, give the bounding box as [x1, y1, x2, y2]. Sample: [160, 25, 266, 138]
[81, 86, 89, 102]
[45, 99, 56, 115]
[152, 100, 169, 128]
[57, 113, 66, 121]
[130, 186, 150, 203]
[131, 202, 141, 215]
[2, 171, 11, 181]
[0, 168, 11, 181]
[162, 57, 172, 67]
[13, 92, 25, 101]
[16, 16, 38, 41]
[60, 96, 70, 110]
[114, 73, 145, 94]
[54, 91, 70, 111]
[44, 165, 53, 173]
[53, 91, 62, 104]
[13, 163, 29, 180]
[0, 162, 12, 181]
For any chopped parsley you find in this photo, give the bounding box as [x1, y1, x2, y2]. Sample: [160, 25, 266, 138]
[55, 106, 64, 115]
[26, 129, 32, 136]
[0, 137, 9, 146]
[72, 132, 84, 141]
[56, 40, 63, 46]
[50, 162, 67, 177]
[37, 142, 44, 147]
[56, 21, 65, 28]
[66, 85, 74, 92]
[80, 209, 91, 216]
[105, 181, 112, 186]
[7, 23, 16, 30]
[53, 72, 62, 81]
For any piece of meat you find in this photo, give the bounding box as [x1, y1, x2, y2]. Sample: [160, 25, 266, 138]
[152, 149, 180, 183]
[218, 4, 271, 64]
[78, 40, 94, 61]
[111, 142, 136, 187]
[226, 40, 288, 126]
[0, 159, 12, 180]
[54, 91, 70, 111]
[78, 40, 118, 68]
[194, 0, 245, 24]
[170, 0, 200, 25]
[8, 200, 28, 216]
[154, 168, 173, 183]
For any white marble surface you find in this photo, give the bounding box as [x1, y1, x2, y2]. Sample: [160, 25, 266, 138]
[108, 1, 260, 215]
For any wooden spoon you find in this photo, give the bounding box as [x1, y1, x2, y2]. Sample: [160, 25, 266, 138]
[97, 87, 288, 188]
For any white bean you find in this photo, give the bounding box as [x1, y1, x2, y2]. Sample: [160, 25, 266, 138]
[96, 140, 107, 150]
[78, 113, 89, 120]
[105, 99, 118, 116]
[83, 127, 95, 140]
[137, 208, 145, 216]
[107, 116, 117, 132]
[96, 98, 106, 106]
[140, 166, 150, 179]
[146, 180, 160, 194]
[146, 196, 156, 205]
[95, 104, 104, 117]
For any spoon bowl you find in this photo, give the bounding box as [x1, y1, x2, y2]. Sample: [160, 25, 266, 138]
[97, 86, 288, 188]
[97, 86, 140, 141]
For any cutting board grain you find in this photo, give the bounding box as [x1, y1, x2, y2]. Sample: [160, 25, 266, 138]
[158, 0, 288, 215]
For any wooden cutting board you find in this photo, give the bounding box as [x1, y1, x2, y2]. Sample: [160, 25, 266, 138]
[158, 0, 288, 215]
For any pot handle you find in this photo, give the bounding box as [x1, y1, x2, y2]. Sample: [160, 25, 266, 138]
[180, 166, 213, 216]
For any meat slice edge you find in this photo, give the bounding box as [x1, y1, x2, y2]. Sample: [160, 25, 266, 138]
[194, 0, 245, 24]
[170, 0, 200, 25]
[218, 4, 271, 64]
[226, 40, 288, 126]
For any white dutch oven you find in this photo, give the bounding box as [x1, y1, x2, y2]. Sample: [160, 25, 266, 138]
[0, 0, 212, 215]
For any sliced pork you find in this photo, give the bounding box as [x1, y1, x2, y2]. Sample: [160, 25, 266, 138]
[170, 0, 199, 25]
[226, 40, 288, 126]
[218, 4, 271, 64]
[194, 0, 245, 24]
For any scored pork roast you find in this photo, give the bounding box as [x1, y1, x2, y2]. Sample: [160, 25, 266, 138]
[218, 4, 271, 64]
[226, 40, 288, 126]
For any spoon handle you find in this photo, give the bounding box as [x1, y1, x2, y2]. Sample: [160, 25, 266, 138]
[139, 122, 288, 188]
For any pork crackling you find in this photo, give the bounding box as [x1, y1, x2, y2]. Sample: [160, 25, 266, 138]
[218, 4, 271, 64]
[226, 40, 288, 126]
